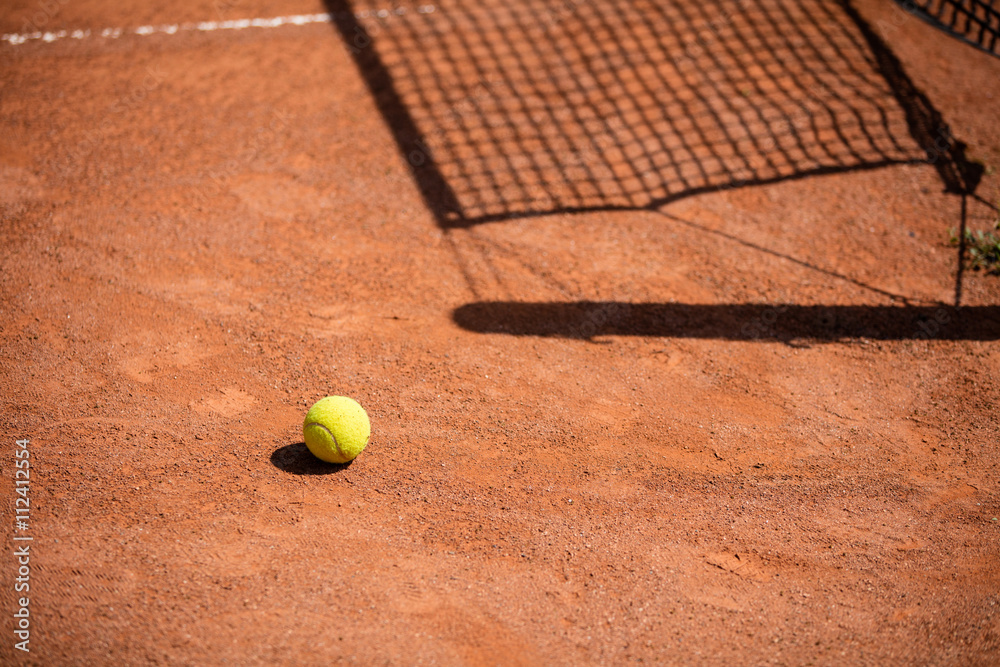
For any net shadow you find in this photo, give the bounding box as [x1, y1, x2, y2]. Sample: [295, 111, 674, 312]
[894, 0, 1000, 57]
[325, 0, 979, 228]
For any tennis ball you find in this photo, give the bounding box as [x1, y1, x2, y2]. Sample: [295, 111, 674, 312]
[302, 396, 371, 463]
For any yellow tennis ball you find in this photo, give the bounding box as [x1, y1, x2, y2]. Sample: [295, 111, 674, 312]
[302, 396, 371, 463]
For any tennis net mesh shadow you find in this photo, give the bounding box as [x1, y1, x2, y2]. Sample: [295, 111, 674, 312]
[329, 0, 963, 227]
[896, 0, 1000, 57]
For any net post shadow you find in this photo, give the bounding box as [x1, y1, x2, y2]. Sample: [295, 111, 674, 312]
[842, 0, 985, 306]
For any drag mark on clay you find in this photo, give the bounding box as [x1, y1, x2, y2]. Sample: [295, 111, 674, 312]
[1, 6, 438, 46]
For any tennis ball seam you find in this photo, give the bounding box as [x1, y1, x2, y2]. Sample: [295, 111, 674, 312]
[304, 421, 345, 460]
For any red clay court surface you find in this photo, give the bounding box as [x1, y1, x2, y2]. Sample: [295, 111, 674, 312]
[2, 0, 1000, 664]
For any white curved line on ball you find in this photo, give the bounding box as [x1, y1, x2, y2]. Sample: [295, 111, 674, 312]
[305, 422, 345, 461]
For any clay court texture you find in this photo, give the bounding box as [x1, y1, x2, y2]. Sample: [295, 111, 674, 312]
[2, 0, 1000, 664]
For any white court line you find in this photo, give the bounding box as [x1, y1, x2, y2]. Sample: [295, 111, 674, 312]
[1, 6, 436, 47]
